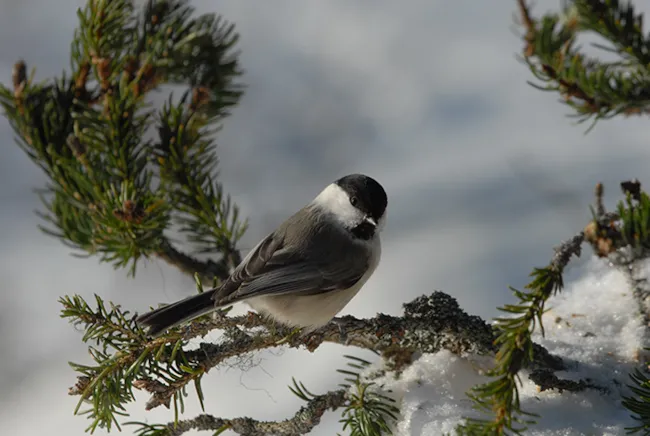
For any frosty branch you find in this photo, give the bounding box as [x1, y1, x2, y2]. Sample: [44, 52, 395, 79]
[127, 357, 399, 436]
[61, 194, 625, 435]
[132, 390, 347, 436]
[454, 0, 650, 433]
[455, 179, 650, 435]
[61, 287, 566, 423]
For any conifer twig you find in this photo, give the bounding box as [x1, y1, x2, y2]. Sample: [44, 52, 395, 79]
[602, 180, 650, 339]
[137, 391, 347, 436]
[457, 198, 619, 433]
[517, 0, 650, 126]
[64, 291, 567, 415]
[155, 239, 238, 283]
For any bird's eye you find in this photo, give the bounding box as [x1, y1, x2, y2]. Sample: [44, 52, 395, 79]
[350, 196, 358, 206]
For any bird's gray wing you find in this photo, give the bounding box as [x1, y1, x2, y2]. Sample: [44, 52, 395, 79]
[212, 231, 368, 305]
[211, 231, 284, 302]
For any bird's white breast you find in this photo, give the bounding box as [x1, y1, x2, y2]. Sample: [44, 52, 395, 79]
[246, 236, 382, 329]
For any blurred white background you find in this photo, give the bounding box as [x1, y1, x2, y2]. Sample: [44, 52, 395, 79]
[1, 0, 649, 434]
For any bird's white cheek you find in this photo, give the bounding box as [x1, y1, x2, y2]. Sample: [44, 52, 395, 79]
[312, 183, 363, 227]
[336, 203, 365, 227]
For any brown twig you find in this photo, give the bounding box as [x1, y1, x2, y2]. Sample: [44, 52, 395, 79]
[12, 60, 27, 98]
[516, 0, 536, 57]
[517, 0, 599, 110]
[595, 182, 605, 217]
[154, 239, 237, 283]
[163, 391, 347, 436]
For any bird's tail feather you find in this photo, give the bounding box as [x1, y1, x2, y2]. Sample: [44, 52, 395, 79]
[136, 291, 216, 337]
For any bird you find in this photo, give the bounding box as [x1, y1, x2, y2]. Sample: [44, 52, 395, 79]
[136, 173, 387, 337]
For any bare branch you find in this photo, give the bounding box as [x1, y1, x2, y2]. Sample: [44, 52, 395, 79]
[528, 369, 608, 394]
[161, 390, 346, 436]
[155, 239, 240, 283]
[595, 182, 605, 217]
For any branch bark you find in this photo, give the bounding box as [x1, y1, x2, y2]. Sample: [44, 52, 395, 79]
[529, 369, 608, 394]
[131, 291, 566, 410]
[162, 390, 346, 436]
[155, 238, 240, 283]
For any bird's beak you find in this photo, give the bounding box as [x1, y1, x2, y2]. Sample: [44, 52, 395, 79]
[364, 216, 377, 227]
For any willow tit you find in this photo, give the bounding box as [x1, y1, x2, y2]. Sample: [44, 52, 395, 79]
[136, 173, 387, 336]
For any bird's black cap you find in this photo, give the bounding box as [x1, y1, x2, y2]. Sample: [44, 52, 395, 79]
[335, 174, 387, 222]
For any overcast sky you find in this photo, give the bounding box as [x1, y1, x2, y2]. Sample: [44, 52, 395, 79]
[1, 1, 650, 435]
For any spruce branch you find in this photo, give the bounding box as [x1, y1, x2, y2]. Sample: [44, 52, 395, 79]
[334, 355, 400, 436]
[623, 368, 650, 434]
[587, 179, 650, 329]
[153, 91, 246, 264]
[575, 0, 650, 66]
[127, 390, 347, 436]
[137, 0, 244, 102]
[13, 0, 650, 434]
[0, 0, 245, 281]
[597, 179, 650, 435]
[61, 283, 566, 433]
[516, 0, 650, 128]
[457, 202, 619, 433]
[457, 179, 650, 435]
